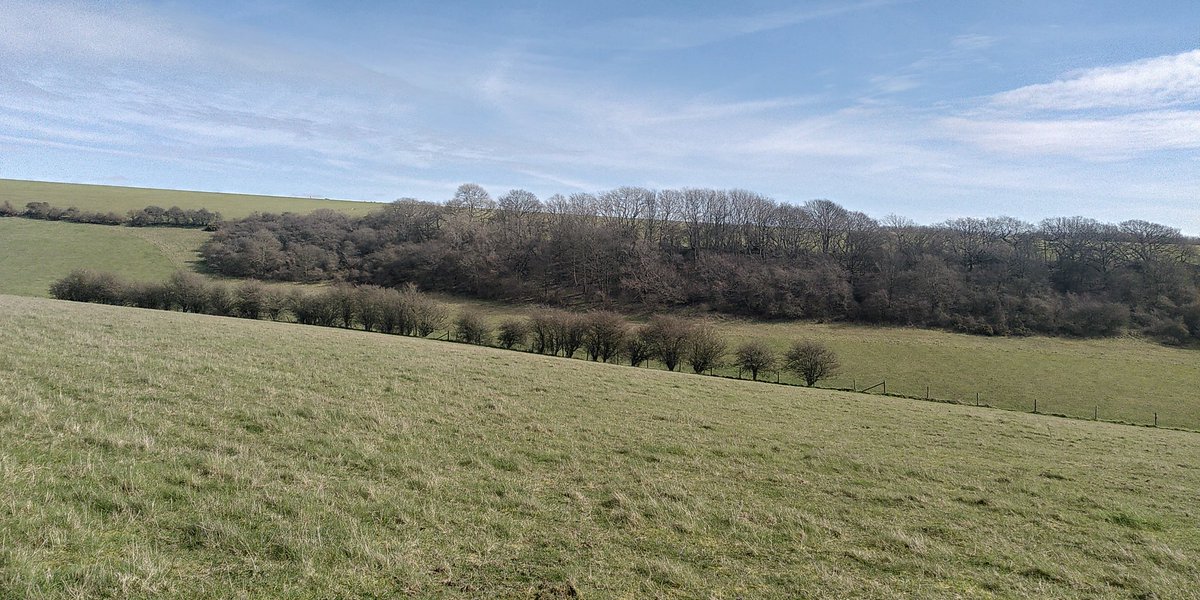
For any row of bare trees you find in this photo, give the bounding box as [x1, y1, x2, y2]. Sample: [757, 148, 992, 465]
[48, 270, 446, 336]
[50, 272, 844, 387]
[451, 308, 840, 385]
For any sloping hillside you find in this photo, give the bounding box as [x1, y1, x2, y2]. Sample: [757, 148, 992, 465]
[1, 295, 1197, 598]
[0, 178, 380, 219]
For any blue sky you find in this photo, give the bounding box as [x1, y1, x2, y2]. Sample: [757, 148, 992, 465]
[2, 1, 1199, 232]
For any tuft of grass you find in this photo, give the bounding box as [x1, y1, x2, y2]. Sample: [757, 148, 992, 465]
[1, 294, 1199, 597]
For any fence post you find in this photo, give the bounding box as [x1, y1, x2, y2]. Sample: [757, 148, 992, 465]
[852, 378, 856, 392]
[925, 384, 929, 400]
[1033, 398, 1037, 413]
[1094, 407, 1097, 420]
[883, 381, 887, 395]
[1154, 412, 1158, 427]
[975, 392, 980, 406]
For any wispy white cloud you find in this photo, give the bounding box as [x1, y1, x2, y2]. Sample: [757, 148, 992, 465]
[991, 49, 1200, 111]
[940, 110, 1200, 160]
[584, 0, 902, 51]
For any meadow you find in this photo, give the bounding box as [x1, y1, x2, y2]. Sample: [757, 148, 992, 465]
[1, 294, 1198, 598]
[442, 298, 1200, 430]
[2, 178, 1197, 431]
[0, 178, 380, 220]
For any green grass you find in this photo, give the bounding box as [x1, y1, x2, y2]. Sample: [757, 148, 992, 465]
[0, 219, 183, 297]
[442, 297, 1200, 431]
[3, 213, 1197, 430]
[0, 178, 382, 219]
[1, 294, 1198, 598]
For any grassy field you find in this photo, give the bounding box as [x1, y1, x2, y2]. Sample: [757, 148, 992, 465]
[0, 219, 185, 297]
[442, 297, 1200, 431]
[1, 294, 1199, 598]
[0, 178, 382, 219]
[3, 213, 1198, 430]
[1, 176, 1197, 430]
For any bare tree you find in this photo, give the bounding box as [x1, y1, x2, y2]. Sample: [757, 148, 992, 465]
[784, 340, 840, 387]
[641, 315, 694, 371]
[455, 309, 491, 345]
[623, 328, 653, 367]
[497, 318, 528, 349]
[686, 324, 727, 374]
[734, 341, 776, 381]
[447, 183, 495, 222]
[583, 311, 628, 362]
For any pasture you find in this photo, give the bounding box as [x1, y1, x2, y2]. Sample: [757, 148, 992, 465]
[1, 294, 1199, 598]
[0, 178, 381, 220]
[2, 177, 1197, 431]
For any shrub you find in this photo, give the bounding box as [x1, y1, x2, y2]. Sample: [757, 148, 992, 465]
[455, 309, 492, 345]
[0, 201, 16, 217]
[641, 315, 694, 371]
[686, 324, 726, 374]
[123, 280, 173, 310]
[497, 319, 528, 349]
[528, 310, 557, 354]
[327, 285, 359, 328]
[784, 340, 840, 387]
[734, 341, 776, 381]
[205, 284, 235, 316]
[583, 311, 627, 362]
[1061, 300, 1128, 337]
[623, 329, 653, 367]
[167, 272, 212, 313]
[49, 269, 126, 304]
[234, 280, 268, 319]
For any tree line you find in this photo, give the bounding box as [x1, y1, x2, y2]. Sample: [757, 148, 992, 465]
[194, 184, 1200, 345]
[49, 270, 842, 387]
[0, 201, 221, 228]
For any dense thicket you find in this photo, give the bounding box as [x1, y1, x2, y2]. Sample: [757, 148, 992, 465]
[198, 185, 1200, 344]
[0, 201, 220, 228]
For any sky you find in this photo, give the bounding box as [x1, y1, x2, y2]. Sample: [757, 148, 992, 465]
[1, 0, 1199, 232]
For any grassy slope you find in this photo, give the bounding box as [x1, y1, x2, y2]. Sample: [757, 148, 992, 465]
[0, 178, 381, 219]
[444, 298, 1200, 430]
[2, 177, 1196, 430]
[0, 219, 183, 297]
[1, 294, 1199, 598]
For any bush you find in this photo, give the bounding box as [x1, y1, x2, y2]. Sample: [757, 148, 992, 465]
[623, 329, 653, 367]
[234, 280, 268, 319]
[734, 341, 776, 381]
[784, 340, 840, 387]
[49, 269, 126, 304]
[123, 280, 173, 310]
[1061, 300, 1128, 337]
[497, 319, 528, 349]
[327, 285, 359, 328]
[583, 311, 627, 362]
[290, 291, 338, 327]
[205, 284, 235, 316]
[528, 310, 557, 354]
[167, 272, 212, 313]
[0, 201, 16, 217]
[686, 324, 726, 374]
[641, 315, 694, 371]
[455, 309, 492, 345]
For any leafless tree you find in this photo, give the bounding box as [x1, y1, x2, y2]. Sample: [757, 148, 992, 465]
[686, 324, 727, 374]
[734, 340, 776, 381]
[784, 340, 840, 387]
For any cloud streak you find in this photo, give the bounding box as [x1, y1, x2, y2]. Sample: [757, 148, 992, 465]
[991, 49, 1200, 111]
